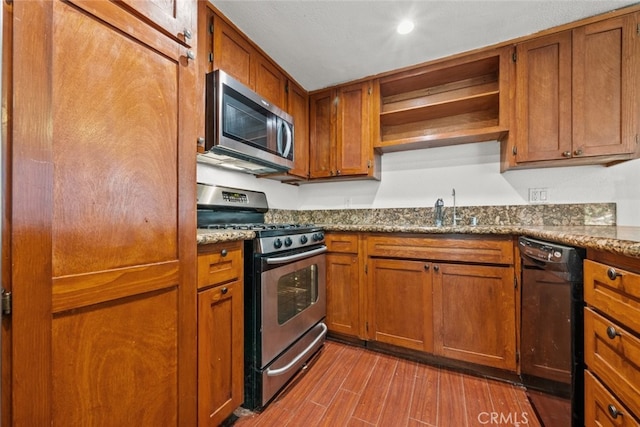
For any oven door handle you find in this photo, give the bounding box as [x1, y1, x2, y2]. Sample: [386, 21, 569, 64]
[265, 245, 327, 265]
[266, 323, 328, 377]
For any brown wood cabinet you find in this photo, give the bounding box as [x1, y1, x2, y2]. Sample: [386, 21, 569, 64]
[120, 0, 196, 46]
[310, 81, 380, 180]
[584, 253, 640, 424]
[433, 263, 516, 370]
[197, 242, 244, 427]
[209, 11, 286, 109]
[284, 80, 310, 180]
[368, 258, 434, 352]
[325, 233, 362, 338]
[7, 0, 198, 425]
[509, 12, 640, 169]
[365, 234, 516, 371]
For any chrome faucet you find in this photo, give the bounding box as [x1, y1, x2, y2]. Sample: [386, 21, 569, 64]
[452, 188, 461, 226]
[434, 198, 444, 227]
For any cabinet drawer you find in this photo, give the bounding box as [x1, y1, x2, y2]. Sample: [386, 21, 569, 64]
[584, 308, 640, 418]
[585, 370, 640, 427]
[197, 241, 243, 289]
[326, 233, 359, 253]
[585, 259, 640, 335]
[366, 235, 513, 264]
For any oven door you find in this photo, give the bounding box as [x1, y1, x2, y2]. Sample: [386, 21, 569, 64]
[260, 249, 326, 368]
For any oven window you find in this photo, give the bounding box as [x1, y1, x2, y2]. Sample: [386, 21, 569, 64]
[277, 264, 318, 325]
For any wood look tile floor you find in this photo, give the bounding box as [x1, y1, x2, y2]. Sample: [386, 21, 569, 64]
[232, 340, 545, 427]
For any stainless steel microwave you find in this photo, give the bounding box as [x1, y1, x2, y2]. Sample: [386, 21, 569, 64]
[203, 70, 294, 174]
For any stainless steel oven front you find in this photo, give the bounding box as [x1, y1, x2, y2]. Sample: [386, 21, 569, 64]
[244, 242, 327, 410]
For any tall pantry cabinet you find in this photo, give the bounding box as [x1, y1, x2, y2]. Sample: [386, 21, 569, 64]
[4, 0, 198, 425]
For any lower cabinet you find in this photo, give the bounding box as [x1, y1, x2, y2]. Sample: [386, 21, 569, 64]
[197, 242, 244, 427]
[433, 263, 516, 370]
[368, 258, 434, 352]
[326, 233, 362, 337]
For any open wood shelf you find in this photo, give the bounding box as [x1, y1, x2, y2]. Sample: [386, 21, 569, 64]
[376, 50, 508, 152]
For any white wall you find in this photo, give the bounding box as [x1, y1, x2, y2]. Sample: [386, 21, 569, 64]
[197, 141, 640, 226]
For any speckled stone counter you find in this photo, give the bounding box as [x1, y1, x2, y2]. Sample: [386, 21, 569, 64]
[197, 229, 255, 245]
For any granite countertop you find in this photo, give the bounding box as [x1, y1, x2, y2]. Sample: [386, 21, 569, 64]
[196, 224, 640, 259]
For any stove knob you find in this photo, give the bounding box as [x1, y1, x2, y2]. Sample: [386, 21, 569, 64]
[313, 232, 325, 241]
[300, 235, 309, 244]
[284, 237, 293, 247]
[273, 238, 283, 249]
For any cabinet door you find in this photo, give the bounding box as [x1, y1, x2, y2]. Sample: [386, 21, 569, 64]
[287, 80, 310, 179]
[10, 0, 198, 424]
[515, 31, 572, 162]
[198, 281, 244, 427]
[309, 89, 335, 178]
[336, 81, 372, 176]
[326, 253, 360, 337]
[118, 0, 196, 46]
[212, 13, 253, 87]
[433, 264, 516, 371]
[572, 12, 639, 158]
[368, 259, 433, 352]
[254, 54, 286, 108]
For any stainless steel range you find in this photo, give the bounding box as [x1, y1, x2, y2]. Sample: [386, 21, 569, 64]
[197, 183, 327, 411]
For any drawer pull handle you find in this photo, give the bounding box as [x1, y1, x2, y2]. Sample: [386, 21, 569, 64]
[221, 287, 228, 295]
[608, 404, 623, 419]
[221, 249, 228, 257]
[606, 326, 621, 339]
[607, 267, 621, 280]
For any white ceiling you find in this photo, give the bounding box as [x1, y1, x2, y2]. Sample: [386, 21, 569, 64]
[210, 1, 639, 91]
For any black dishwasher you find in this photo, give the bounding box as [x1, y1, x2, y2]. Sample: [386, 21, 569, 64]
[519, 236, 585, 427]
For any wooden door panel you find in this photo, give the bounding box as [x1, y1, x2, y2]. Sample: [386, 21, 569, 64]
[369, 258, 433, 352]
[573, 13, 638, 157]
[326, 253, 359, 336]
[213, 14, 252, 87]
[254, 54, 286, 108]
[116, 0, 196, 46]
[52, 2, 179, 276]
[515, 31, 572, 162]
[52, 288, 178, 425]
[309, 90, 334, 178]
[287, 81, 310, 178]
[433, 264, 516, 370]
[337, 82, 370, 175]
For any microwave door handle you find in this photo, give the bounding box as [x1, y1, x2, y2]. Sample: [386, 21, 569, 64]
[282, 122, 292, 158]
[276, 119, 284, 155]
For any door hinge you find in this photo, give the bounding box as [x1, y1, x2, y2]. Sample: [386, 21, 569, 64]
[367, 160, 372, 169]
[365, 321, 369, 333]
[636, 134, 639, 145]
[209, 21, 214, 35]
[516, 351, 520, 364]
[208, 52, 213, 63]
[285, 82, 289, 94]
[637, 23, 640, 36]
[512, 52, 517, 62]
[364, 264, 368, 274]
[512, 146, 517, 155]
[2, 290, 11, 315]
[514, 276, 518, 289]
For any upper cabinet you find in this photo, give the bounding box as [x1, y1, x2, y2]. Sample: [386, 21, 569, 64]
[310, 81, 380, 180]
[118, 0, 196, 46]
[374, 47, 511, 153]
[505, 12, 640, 170]
[209, 12, 287, 109]
[286, 81, 311, 179]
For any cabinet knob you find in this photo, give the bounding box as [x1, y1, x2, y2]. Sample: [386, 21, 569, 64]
[606, 326, 621, 340]
[574, 149, 583, 156]
[424, 264, 430, 271]
[433, 265, 440, 272]
[183, 28, 193, 39]
[607, 404, 623, 419]
[336, 170, 341, 175]
[221, 287, 228, 295]
[607, 267, 621, 280]
[562, 151, 571, 158]
[186, 50, 195, 61]
[220, 249, 228, 257]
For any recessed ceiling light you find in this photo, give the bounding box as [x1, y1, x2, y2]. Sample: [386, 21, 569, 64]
[397, 19, 414, 35]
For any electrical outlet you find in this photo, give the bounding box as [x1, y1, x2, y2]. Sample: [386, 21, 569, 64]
[528, 188, 549, 203]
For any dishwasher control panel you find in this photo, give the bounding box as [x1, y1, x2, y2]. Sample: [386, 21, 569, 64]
[519, 237, 571, 262]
